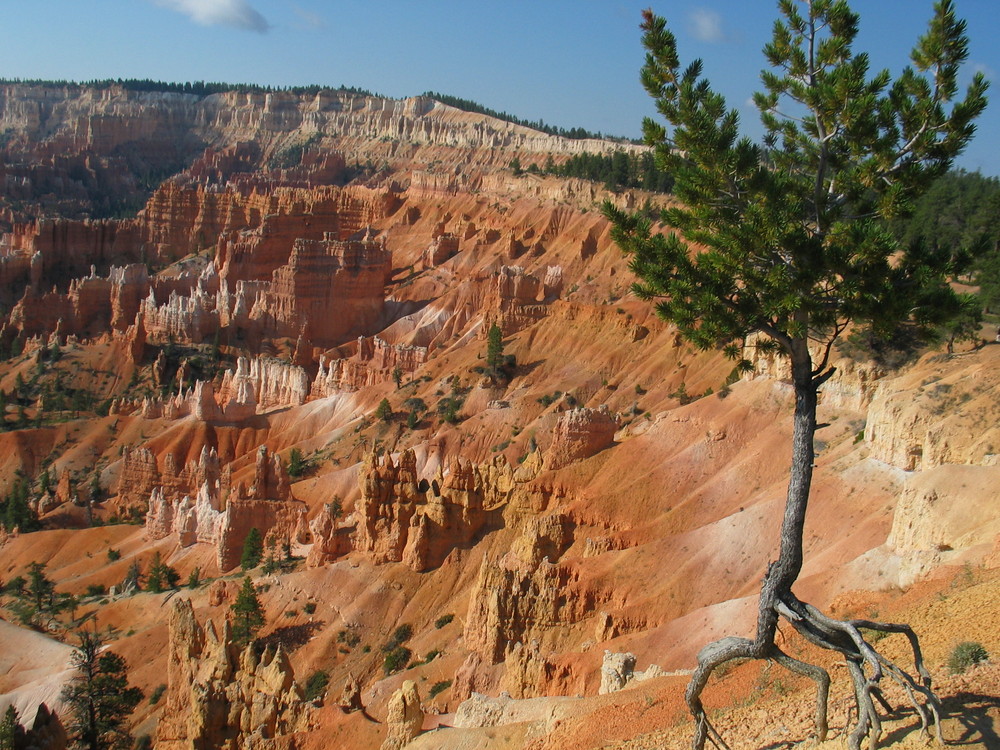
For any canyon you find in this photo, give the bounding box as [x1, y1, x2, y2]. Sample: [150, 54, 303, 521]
[0, 83, 997, 750]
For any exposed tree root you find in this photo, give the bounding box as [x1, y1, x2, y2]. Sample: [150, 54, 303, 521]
[685, 592, 943, 750]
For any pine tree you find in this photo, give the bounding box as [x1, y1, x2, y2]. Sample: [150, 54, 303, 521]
[61, 630, 143, 750]
[9, 561, 59, 626]
[374, 398, 393, 423]
[25, 561, 56, 612]
[606, 3, 987, 749]
[145, 551, 179, 593]
[240, 528, 263, 571]
[1, 476, 39, 533]
[230, 576, 264, 646]
[484, 324, 511, 384]
[0, 704, 20, 750]
[485, 324, 503, 371]
[287, 448, 305, 479]
[38, 467, 51, 496]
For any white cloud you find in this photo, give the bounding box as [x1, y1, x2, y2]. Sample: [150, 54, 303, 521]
[292, 4, 326, 30]
[155, 0, 270, 33]
[973, 62, 996, 81]
[688, 8, 725, 43]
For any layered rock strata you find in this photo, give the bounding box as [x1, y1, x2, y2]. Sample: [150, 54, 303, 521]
[544, 406, 618, 470]
[8, 262, 150, 338]
[250, 232, 391, 345]
[487, 265, 550, 337]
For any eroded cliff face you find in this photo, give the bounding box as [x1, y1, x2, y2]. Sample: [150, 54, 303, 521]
[140, 445, 305, 571]
[544, 406, 618, 470]
[3, 190, 396, 359]
[156, 598, 309, 750]
[216, 356, 309, 412]
[250, 233, 391, 346]
[310, 337, 428, 396]
[0, 84, 630, 222]
[865, 350, 1000, 471]
[351, 449, 511, 571]
[466, 515, 575, 664]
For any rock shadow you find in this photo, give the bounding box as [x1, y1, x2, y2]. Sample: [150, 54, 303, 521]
[257, 620, 324, 654]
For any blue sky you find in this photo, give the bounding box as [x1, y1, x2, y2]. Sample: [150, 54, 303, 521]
[2, 1, 998, 175]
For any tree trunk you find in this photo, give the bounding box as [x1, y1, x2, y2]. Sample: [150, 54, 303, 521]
[754, 343, 816, 647]
[685, 338, 943, 750]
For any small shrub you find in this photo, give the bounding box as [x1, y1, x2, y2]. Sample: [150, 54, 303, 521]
[86, 583, 107, 597]
[303, 601, 317, 615]
[434, 614, 454, 629]
[383, 624, 413, 651]
[303, 669, 330, 701]
[429, 679, 452, 698]
[149, 683, 167, 705]
[948, 642, 988, 674]
[537, 391, 562, 407]
[381, 624, 414, 674]
[107, 548, 121, 562]
[383, 646, 411, 675]
[436, 396, 463, 423]
[403, 397, 428, 413]
[864, 627, 888, 643]
[670, 382, 693, 405]
[284, 609, 297, 618]
[337, 628, 361, 647]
